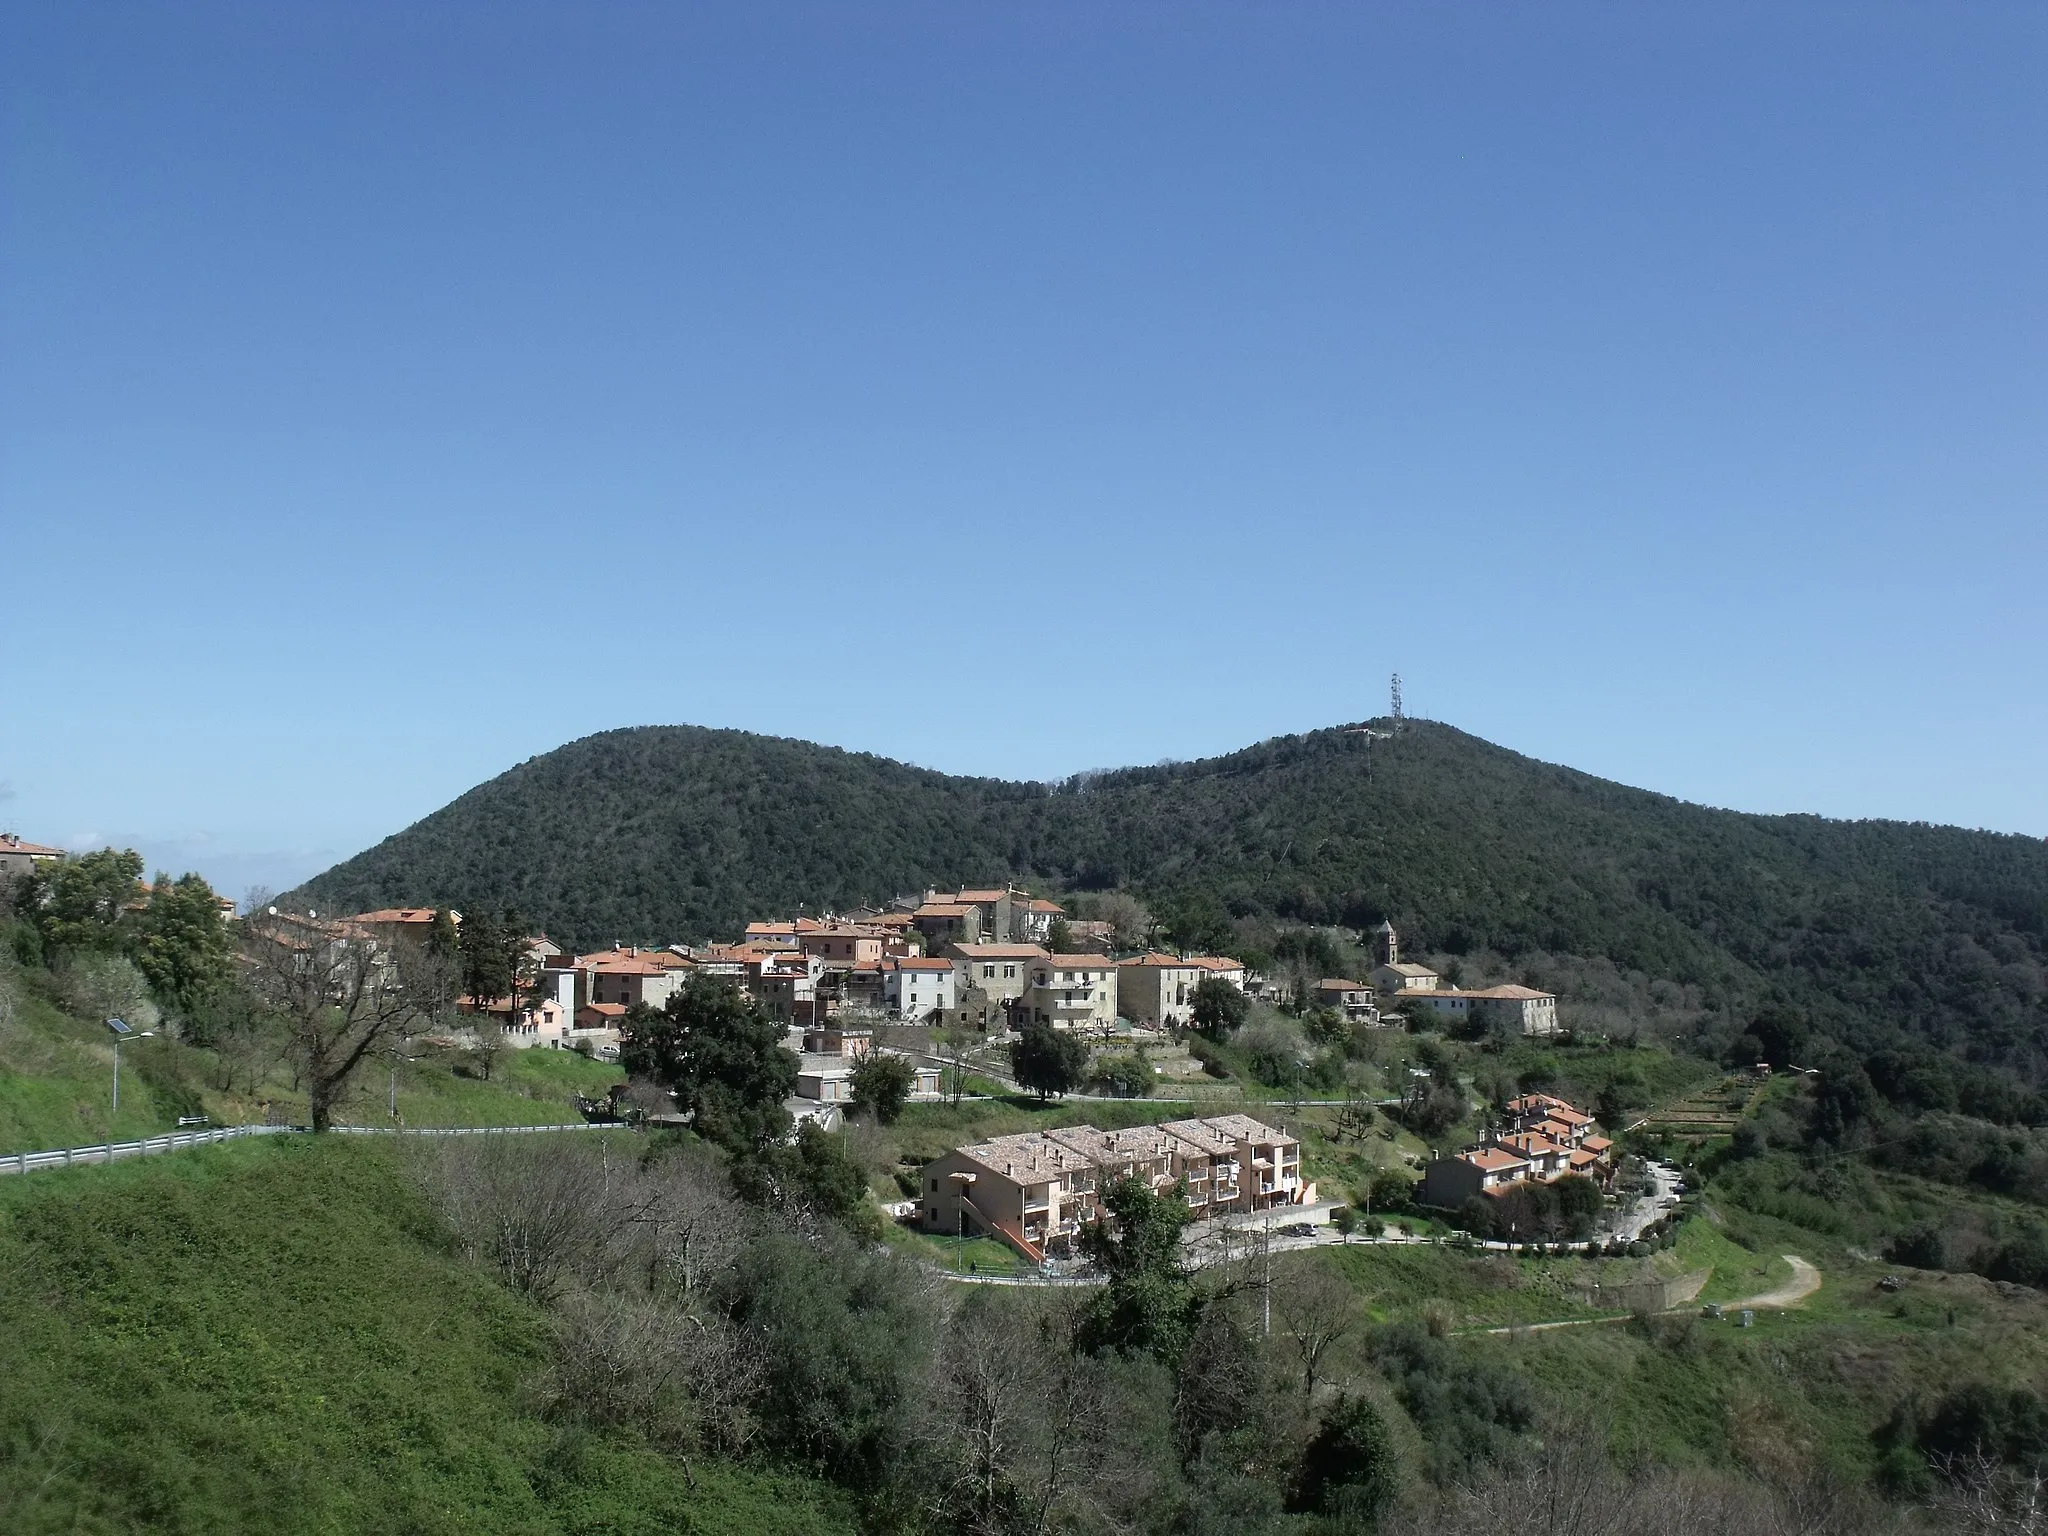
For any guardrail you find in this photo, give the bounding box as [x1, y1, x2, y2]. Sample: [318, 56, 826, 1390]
[0, 1124, 295, 1176]
[0, 1121, 614, 1177]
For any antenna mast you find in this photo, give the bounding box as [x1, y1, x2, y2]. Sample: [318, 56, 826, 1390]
[1390, 673, 1404, 733]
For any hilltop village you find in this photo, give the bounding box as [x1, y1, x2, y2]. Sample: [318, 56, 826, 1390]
[332, 886, 1612, 1262]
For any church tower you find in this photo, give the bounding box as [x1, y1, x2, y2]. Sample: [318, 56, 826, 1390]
[1374, 920, 1399, 968]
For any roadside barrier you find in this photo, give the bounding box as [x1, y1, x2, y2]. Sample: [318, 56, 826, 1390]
[1, 1121, 610, 1176]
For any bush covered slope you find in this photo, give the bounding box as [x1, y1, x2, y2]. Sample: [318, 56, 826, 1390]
[297, 720, 2048, 1082]
[0, 1136, 852, 1535]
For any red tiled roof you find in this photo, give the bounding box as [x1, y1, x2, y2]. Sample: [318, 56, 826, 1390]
[1462, 1147, 1531, 1174]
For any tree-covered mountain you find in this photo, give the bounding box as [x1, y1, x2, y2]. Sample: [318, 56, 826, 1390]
[296, 720, 2048, 1086]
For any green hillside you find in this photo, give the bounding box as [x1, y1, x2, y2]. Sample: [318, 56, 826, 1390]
[0, 1136, 851, 1535]
[296, 720, 2048, 1089]
[0, 965, 625, 1156]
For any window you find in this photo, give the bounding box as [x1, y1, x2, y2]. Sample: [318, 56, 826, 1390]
[1004, 965, 1016, 979]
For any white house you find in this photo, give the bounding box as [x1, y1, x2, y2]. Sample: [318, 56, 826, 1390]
[884, 956, 958, 1022]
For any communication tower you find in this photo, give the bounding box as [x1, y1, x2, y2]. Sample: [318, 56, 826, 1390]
[1390, 673, 1404, 732]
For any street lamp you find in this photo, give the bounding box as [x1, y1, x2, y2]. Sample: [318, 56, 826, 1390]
[106, 1018, 155, 1120]
[950, 1171, 976, 1272]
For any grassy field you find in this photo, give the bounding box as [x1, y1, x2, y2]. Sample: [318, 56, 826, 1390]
[879, 1220, 1024, 1276]
[0, 980, 625, 1154]
[0, 1133, 853, 1536]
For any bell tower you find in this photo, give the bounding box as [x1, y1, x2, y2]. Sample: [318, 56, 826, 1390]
[1374, 920, 1399, 968]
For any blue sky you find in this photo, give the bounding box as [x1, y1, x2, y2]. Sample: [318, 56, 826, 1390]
[3, 2, 2043, 900]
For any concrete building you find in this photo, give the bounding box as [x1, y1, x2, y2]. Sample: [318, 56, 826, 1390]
[799, 925, 887, 970]
[1116, 953, 1208, 1028]
[752, 951, 824, 1024]
[884, 956, 957, 1021]
[349, 908, 445, 946]
[943, 943, 1047, 1016]
[1187, 956, 1248, 990]
[1372, 961, 1442, 995]
[797, 1056, 854, 1105]
[1023, 953, 1119, 1033]
[1403, 984, 1559, 1036]
[1014, 896, 1067, 945]
[578, 949, 693, 1012]
[1314, 979, 1380, 1024]
[954, 888, 1016, 945]
[912, 902, 981, 949]
[1418, 1145, 1532, 1209]
[0, 833, 64, 884]
[919, 1113, 1309, 1261]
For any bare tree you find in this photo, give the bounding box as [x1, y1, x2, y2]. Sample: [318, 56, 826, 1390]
[1270, 1259, 1357, 1404]
[426, 1134, 631, 1303]
[626, 1141, 749, 1300]
[1094, 893, 1154, 954]
[240, 908, 432, 1130]
[544, 1290, 766, 1459]
[1930, 1454, 2048, 1536]
[1385, 1415, 1912, 1536]
[931, 1290, 1121, 1536]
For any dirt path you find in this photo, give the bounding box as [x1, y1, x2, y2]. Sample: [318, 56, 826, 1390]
[1466, 1256, 1820, 1337]
[1734, 1255, 1820, 1310]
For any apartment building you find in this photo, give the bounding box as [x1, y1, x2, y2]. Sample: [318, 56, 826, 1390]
[1022, 953, 1118, 1033]
[884, 956, 957, 1021]
[799, 925, 887, 969]
[1416, 1094, 1615, 1207]
[943, 943, 1047, 1011]
[1404, 984, 1560, 1037]
[1116, 953, 1207, 1028]
[919, 1113, 1309, 1260]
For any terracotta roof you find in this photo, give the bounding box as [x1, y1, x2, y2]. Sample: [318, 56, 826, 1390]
[1024, 898, 1065, 913]
[1507, 1093, 1581, 1116]
[1119, 952, 1199, 969]
[1318, 978, 1368, 991]
[947, 943, 1048, 960]
[1582, 1135, 1613, 1152]
[0, 835, 64, 857]
[579, 1002, 628, 1019]
[1038, 954, 1110, 968]
[1379, 962, 1439, 977]
[1190, 1113, 1296, 1146]
[915, 903, 974, 918]
[1465, 984, 1554, 1001]
[1187, 956, 1245, 972]
[956, 889, 1009, 903]
[892, 957, 954, 972]
[583, 954, 664, 975]
[1461, 1147, 1531, 1174]
[354, 908, 439, 925]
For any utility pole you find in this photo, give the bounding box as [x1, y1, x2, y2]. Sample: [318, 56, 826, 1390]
[1262, 1212, 1273, 1337]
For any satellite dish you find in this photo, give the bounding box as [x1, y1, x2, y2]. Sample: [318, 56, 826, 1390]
[268, 906, 278, 915]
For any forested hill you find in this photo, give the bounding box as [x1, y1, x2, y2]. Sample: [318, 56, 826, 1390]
[296, 721, 2048, 1079]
